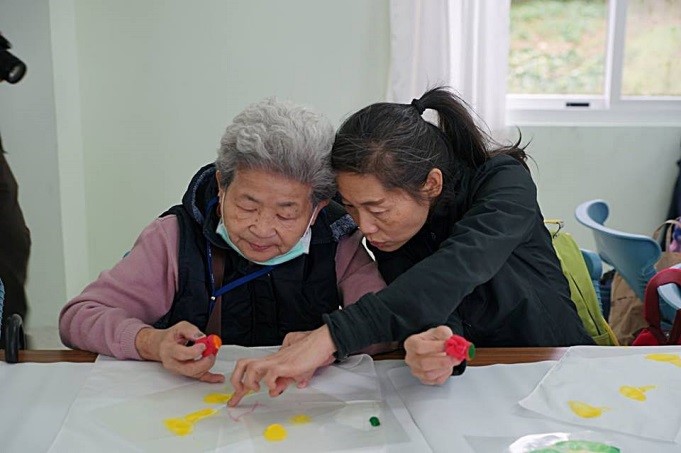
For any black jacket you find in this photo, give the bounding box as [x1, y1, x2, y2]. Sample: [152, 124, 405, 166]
[325, 155, 594, 358]
[0, 135, 31, 348]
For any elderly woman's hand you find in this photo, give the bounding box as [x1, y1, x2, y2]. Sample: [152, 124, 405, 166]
[404, 325, 461, 385]
[135, 321, 225, 384]
[228, 325, 336, 407]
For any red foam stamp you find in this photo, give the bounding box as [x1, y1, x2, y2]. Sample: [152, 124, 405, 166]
[195, 334, 222, 357]
[444, 334, 475, 361]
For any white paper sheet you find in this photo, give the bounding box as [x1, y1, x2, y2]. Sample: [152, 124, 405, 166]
[388, 347, 681, 453]
[0, 362, 93, 452]
[49, 346, 425, 452]
[519, 346, 681, 442]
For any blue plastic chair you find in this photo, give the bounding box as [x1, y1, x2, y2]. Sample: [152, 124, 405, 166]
[575, 199, 660, 301]
[575, 199, 681, 325]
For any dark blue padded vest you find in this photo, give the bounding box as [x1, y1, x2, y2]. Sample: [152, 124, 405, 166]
[154, 200, 355, 346]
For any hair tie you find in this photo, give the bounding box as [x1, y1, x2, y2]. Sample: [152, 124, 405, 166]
[411, 98, 425, 115]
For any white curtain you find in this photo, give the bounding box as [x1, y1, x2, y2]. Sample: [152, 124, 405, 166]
[388, 0, 511, 137]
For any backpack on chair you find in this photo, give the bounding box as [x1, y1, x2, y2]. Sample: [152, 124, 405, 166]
[546, 220, 619, 346]
[633, 267, 681, 346]
[608, 219, 681, 345]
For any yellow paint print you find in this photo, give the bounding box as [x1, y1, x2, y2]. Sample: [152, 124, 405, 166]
[263, 423, 287, 441]
[203, 392, 233, 404]
[619, 385, 656, 401]
[163, 407, 218, 436]
[568, 400, 609, 418]
[645, 353, 681, 367]
[289, 414, 311, 424]
[184, 408, 218, 423]
[164, 418, 193, 436]
[203, 389, 256, 405]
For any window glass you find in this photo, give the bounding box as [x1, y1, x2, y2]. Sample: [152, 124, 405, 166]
[508, 0, 609, 95]
[622, 0, 681, 96]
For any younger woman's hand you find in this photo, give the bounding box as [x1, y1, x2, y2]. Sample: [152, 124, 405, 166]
[135, 321, 225, 383]
[404, 325, 461, 385]
[228, 325, 336, 407]
[282, 330, 313, 348]
[280, 330, 333, 388]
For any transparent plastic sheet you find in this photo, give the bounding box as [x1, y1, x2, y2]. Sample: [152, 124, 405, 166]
[242, 401, 409, 452]
[84, 346, 408, 452]
[90, 379, 345, 452]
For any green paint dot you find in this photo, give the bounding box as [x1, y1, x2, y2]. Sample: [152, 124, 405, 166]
[369, 416, 380, 427]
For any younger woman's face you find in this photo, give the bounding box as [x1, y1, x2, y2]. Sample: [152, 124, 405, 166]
[336, 171, 441, 252]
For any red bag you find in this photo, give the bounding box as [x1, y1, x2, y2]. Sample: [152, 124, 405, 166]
[633, 268, 681, 346]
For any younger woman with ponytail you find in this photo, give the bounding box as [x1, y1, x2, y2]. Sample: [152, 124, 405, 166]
[228, 88, 592, 405]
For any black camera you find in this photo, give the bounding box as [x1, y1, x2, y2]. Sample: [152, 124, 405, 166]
[0, 34, 27, 84]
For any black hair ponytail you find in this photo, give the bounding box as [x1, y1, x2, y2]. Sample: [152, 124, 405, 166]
[416, 87, 528, 170]
[331, 86, 528, 203]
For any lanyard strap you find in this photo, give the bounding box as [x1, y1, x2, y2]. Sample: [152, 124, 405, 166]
[213, 264, 275, 298]
[205, 244, 275, 335]
[204, 196, 277, 334]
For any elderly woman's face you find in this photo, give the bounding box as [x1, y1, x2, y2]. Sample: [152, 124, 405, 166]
[218, 168, 323, 262]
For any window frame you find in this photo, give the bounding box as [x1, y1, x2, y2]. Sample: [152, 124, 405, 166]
[506, 0, 681, 126]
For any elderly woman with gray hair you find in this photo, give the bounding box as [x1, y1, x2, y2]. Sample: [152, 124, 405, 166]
[59, 98, 386, 383]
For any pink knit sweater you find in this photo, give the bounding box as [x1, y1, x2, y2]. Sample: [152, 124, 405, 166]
[59, 216, 386, 359]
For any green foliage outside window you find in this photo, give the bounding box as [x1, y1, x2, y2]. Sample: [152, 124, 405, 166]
[508, 0, 680, 96]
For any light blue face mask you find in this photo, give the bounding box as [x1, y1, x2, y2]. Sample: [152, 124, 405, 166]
[216, 208, 316, 266]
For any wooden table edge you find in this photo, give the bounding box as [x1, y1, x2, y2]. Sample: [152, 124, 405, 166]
[3, 347, 568, 365]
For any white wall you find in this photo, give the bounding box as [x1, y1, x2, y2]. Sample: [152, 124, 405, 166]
[526, 126, 680, 251]
[71, 0, 390, 282]
[0, 0, 679, 348]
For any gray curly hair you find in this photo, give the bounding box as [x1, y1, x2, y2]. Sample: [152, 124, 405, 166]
[216, 98, 336, 206]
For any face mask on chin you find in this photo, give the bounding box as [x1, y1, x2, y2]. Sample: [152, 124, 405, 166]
[216, 206, 317, 266]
